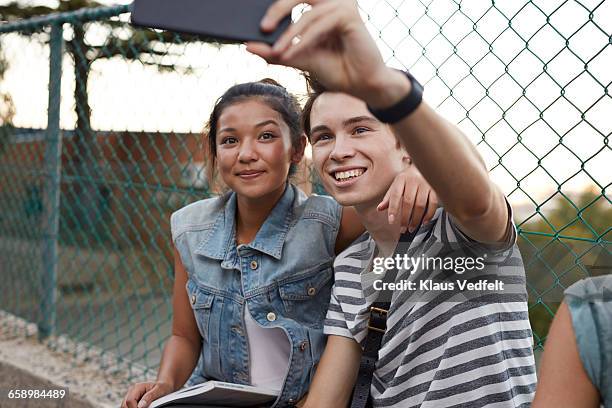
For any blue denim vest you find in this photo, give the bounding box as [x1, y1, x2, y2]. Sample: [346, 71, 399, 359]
[170, 184, 341, 407]
[565, 276, 612, 407]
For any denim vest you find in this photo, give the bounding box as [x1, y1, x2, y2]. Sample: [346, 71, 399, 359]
[170, 184, 341, 407]
[565, 276, 612, 407]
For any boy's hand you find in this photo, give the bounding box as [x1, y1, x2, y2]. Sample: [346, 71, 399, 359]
[377, 165, 438, 233]
[246, 0, 396, 105]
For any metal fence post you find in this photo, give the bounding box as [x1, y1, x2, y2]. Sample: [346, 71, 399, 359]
[39, 22, 64, 341]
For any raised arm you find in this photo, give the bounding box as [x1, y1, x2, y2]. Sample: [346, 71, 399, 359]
[122, 246, 202, 408]
[353, 67, 510, 244]
[248, 0, 508, 244]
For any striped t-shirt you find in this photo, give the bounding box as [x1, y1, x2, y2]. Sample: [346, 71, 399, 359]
[324, 208, 537, 407]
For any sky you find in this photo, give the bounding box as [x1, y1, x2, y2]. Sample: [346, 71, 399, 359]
[1, 0, 610, 211]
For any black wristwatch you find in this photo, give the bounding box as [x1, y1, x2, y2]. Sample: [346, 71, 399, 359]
[366, 70, 423, 124]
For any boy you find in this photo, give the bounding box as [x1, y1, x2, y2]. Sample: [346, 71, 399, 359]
[248, 0, 537, 406]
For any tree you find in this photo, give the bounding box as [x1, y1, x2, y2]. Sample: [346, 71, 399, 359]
[0, 41, 15, 155]
[517, 188, 611, 344]
[0, 0, 210, 233]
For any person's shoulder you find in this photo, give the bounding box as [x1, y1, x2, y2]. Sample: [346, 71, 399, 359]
[171, 194, 228, 224]
[170, 193, 230, 240]
[436, 205, 518, 254]
[299, 188, 340, 213]
[291, 185, 341, 227]
[564, 276, 612, 393]
[565, 276, 612, 302]
[333, 232, 373, 274]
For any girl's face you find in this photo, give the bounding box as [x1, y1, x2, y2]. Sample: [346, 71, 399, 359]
[215, 98, 301, 202]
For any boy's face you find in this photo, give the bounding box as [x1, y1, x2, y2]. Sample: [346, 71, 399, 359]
[309, 92, 407, 208]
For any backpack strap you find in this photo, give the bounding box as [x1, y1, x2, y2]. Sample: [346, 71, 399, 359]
[350, 224, 421, 408]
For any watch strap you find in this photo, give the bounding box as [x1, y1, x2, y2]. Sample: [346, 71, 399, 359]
[366, 70, 423, 124]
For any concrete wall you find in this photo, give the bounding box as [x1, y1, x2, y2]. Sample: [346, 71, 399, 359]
[0, 312, 145, 408]
[0, 360, 94, 408]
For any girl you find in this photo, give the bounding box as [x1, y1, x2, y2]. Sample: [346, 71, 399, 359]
[121, 79, 437, 408]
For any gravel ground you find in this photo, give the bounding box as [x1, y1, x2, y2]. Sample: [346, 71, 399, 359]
[0, 312, 149, 408]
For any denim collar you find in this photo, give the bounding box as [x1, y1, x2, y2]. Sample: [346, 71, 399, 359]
[194, 184, 294, 261]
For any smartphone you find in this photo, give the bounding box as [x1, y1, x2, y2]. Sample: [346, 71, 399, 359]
[130, 0, 291, 45]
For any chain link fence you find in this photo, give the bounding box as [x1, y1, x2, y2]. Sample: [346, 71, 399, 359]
[0, 0, 610, 381]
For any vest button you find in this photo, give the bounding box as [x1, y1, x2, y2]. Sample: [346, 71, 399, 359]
[250, 260, 258, 270]
[266, 312, 277, 322]
[307, 287, 316, 296]
[190, 294, 196, 305]
[299, 340, 308, 351]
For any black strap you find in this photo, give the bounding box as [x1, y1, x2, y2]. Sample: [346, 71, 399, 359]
[350, 226, 421, 408]
[349, 299, 389, 408]
[366, 70, 424, 124]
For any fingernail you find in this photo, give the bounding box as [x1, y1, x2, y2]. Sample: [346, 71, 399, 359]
[388, 214, 395, 224]
[138, 400, 147, 408]
[400, 226, 407, 234]
[408, 226, 414, 233]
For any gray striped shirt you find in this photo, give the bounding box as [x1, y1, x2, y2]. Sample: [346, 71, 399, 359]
[324, 208, 537, 407]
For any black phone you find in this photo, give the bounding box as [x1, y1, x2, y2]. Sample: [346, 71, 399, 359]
[130, 0, 291, 45]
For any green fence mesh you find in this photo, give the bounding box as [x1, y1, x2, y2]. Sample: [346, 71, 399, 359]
[0, 0, 610, 381]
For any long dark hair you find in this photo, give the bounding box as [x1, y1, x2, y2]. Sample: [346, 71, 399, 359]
[205, 79, 303, 189]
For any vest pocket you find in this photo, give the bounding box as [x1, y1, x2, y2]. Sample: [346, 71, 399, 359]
[187, 279, 214, 340]
[278, 262, 333, 328]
